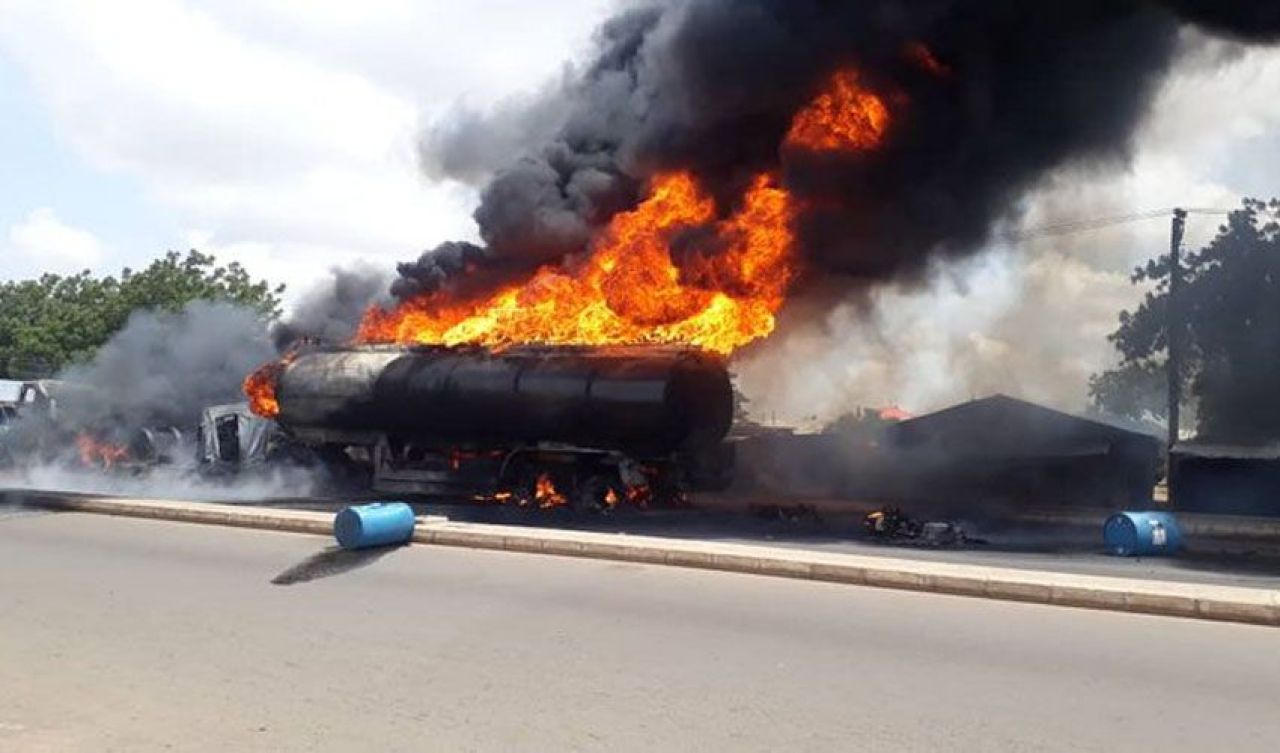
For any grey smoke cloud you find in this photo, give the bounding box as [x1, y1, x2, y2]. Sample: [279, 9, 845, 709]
[0, 300, 328, 499]
[272, 264, 392, 351]
[419, 75, 576, 186]
[58, 300, 276, 431]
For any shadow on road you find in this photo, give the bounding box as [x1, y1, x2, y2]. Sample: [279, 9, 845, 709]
[271, 544, 404, 586]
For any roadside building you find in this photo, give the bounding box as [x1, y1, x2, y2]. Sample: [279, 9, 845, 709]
[1170, 443, 1280, 517]
[732, 395, 1162, 513]
[885, 395, 1162, 511]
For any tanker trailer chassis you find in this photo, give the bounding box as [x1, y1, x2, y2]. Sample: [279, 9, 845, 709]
[369, 438, 720, 511]
[272, 344, 737, 510]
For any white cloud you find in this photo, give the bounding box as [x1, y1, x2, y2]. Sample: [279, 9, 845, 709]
[0, 0, 611, 298]
[2, 1, 415, 180]
[5, 207, 107, 275]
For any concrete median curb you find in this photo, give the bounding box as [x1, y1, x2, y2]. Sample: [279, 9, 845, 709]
[1018, 508, 1280, 540]
[699, 496, 1280, 543]
[16, 492, 1280, 628]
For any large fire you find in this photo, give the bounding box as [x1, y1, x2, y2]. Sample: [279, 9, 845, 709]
[357, 171, 795, 356]
[785, 69, 889, 152]
[245, 68, 889, 418]
[355, 67, 889, 359]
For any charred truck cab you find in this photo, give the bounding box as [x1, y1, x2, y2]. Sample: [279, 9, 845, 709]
[271, 344, 736, 509]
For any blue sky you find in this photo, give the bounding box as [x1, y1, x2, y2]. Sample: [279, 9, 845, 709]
[0, 56, 175, 277]
[0, 0, 611, 288]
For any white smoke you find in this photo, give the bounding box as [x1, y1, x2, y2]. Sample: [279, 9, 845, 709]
[734, 37, 1280, 426]
[1, 298, 330, 500]
[0, 457, 319, 502]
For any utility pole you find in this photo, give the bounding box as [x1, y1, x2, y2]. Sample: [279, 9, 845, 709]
[1167, 208, 1187, 451]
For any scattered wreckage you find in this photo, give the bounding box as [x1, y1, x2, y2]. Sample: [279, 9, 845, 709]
[863, 506, 985, 547]
[0, 379, 186, 474]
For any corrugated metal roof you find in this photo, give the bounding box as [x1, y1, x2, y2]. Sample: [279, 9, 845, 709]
[890, 394, 1162, 459]
[898, 394, 1158, 437]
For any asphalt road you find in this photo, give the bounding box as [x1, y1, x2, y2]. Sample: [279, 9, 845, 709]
[2, 509, 1279, 752]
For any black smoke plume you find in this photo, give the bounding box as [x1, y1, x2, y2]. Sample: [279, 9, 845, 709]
[405, 0, 1279, 300]
[271, 264, 391, 351]
[1159, 1, 1280, 42]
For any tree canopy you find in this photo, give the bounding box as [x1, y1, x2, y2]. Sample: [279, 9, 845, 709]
[0, 250, 284, 379]
[1091, 199, 1280, 443]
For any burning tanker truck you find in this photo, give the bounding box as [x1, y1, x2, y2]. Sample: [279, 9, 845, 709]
[242, 344, 736, 509]
[236, 3, 1280, 507]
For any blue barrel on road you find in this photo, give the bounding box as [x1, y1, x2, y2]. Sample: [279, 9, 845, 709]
[334, 502, 416, 550]
[1103, 511, 1183, 557]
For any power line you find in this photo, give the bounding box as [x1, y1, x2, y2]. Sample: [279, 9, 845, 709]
[1011, 207, 1232, 241]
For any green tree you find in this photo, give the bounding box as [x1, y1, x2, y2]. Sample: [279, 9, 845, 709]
[0, 250, 284, 378]
[1090, 199, 1280, 442]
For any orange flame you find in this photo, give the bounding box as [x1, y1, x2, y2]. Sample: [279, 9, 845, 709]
[533, 472, 568, 509]
[76, 433, 128, 469]
[246, 66, 895, 415]
[903, 42, 950, 77]
[243, 362, 281, 418]
[357, 171, 795, 356]
[474, 475, 653, 511]
[785, 69, 889, 152]
[244, 352, 296, 418]
[878, 405, 913, 421]
[624, 483, 651, 508]
[473, 491, 516, 506]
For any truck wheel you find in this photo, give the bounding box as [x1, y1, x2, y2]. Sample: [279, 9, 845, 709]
[572, 474, 619, 515]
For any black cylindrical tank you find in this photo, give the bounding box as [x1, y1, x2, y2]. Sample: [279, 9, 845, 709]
[275, 344, 734, 454]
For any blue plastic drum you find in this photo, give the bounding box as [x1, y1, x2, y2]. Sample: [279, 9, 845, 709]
[334, 502, 416, 550]
[1103, 511, 1183, 557]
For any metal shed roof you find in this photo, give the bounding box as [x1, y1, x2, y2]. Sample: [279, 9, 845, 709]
[890, 394, 1161, 459]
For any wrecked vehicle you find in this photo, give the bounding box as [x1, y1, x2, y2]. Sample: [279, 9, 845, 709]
[0, 402, 16, 444]
[1, 379, 187, 472]
[195, 402, 328, 479]
[0, 400, 15, 469]
[197, 403, 278, 474]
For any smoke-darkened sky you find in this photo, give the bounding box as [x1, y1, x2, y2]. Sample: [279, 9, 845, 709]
[3, 0, 1279, 419]
[412, 1, 1278, 298]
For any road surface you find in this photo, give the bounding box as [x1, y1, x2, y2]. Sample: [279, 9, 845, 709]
[2, 508, 1279, 752]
